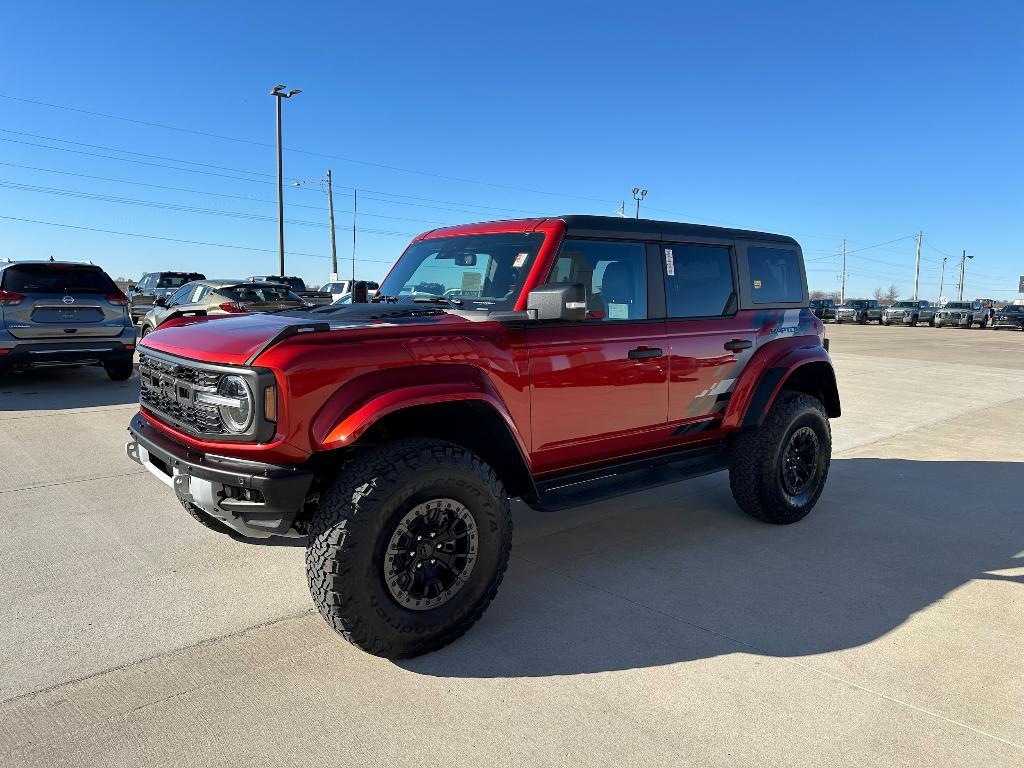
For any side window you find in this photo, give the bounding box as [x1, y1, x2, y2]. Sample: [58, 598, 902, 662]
[138, 275, 152, 292]
[663, 244, 735, 318]
[747, 247, 803, 304]
[548, 239, 647, 320]
[190, 284, 210, 303]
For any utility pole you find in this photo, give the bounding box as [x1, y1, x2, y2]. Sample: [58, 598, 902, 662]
[271, 84, 301, 277]
[840, 239, 847, 304]
[326, 169, 338, 280]
[351, 189, 358, 284]
[913, 230, 923, 301]
[938, 256, 947, 301]
[631, 187, 647, 219]
[957, 250, 974, 301]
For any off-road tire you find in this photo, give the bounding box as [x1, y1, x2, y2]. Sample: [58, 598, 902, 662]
[178, 496, 243, 538]
[104, 358, 134, 381]
[728, 391, 831, 525]
[306, 438, 513, 658]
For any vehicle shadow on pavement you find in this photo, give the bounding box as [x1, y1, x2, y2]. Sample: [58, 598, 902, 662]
[400, 458, 1023, 678]
[0, 365, 139, 411]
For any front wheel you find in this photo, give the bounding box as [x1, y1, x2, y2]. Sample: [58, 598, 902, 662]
[306, 438, 512, 658]
[728, 392, 831, 525]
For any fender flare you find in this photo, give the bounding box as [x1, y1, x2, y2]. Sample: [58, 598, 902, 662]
[723, 339, 839, 430]
[310, 370, 530, 459]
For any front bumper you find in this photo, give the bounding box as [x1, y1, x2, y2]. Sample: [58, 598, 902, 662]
[992, 319, 1024, 329]
[0, 339, 134, 368]
[883, 313, 913, 324]
[126, 413, 314, 539]
[935, 314, 970, 326]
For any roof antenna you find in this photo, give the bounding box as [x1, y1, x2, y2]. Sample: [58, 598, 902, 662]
[49, 254, 55, 262]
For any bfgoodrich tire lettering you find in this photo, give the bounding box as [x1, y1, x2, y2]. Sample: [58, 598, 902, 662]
[305, 438, 512, 658]
[728, 392, 831, 525]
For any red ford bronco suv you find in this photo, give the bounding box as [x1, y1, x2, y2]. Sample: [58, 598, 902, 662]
[126, 216, 840, 658]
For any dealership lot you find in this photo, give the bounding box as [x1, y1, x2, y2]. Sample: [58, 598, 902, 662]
[1, 324, 1022, 767]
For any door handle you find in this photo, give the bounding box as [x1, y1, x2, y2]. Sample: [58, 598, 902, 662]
[628, 346, 663, 360]
[724, 339, 752, 352]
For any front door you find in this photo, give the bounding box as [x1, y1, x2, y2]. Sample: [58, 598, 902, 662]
[526, 239, 668, 474]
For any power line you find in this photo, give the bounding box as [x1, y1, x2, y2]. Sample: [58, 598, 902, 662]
[0, 214, 397, 263]
[0, 92, 621, 205]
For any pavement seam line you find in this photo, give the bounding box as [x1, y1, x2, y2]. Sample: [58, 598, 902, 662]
[0, 470, 147, 496]
[0, 404, 138, 421]
[514, 553, 1024, 754]
[0, 609, 318, 708]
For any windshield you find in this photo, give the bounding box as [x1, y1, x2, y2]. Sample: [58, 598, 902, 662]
[377, 232, 544, 310]
[945, 302, 970, 309]
[894, 301, 917, 308]
[810, 299, 830, 306]
[846, 300, 868, 308]
[157, 273, 205, 288]
[1, 264, 116, 294]
[999, 305, 1023, 313]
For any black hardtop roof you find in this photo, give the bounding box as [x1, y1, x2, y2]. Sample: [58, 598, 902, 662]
[556, 215, 799, 245]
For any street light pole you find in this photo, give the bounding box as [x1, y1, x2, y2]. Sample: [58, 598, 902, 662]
[938, 256, 947, 301]
[271, 84, 301, 277]
[326, 169, 338, 280]
[631, 187, 648, 219]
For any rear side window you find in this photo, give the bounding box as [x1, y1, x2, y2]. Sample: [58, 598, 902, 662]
[157, 273, 205, 288]
[747, 247, 803, 304]
[1, 264, 115, 294]
[663, 244, 734, 318]
[549, 239, 647, 320]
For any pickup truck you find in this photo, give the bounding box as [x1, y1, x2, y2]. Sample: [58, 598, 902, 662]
[836, 299, 883, 324]
[127, 215, 840, 659]
[934, 301, 989, 328]
[882, 300, 936, 326]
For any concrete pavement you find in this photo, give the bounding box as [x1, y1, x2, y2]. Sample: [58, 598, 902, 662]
[1, 323, 1022, 766]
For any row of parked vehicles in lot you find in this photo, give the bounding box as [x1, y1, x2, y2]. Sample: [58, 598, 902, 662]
[809, 297, 1023, 329]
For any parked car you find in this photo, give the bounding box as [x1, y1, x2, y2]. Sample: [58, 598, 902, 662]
[882, 299, 936, 326]
[836, 299, 883, 324]
[810, 298, 837, 321]
[246, 275, 332, 306]
[0, 259, 134, 380]
[127, 271, 206, 323]
[320, 279, 379, 302]
[934, 300, 989, 328]
[990, 304, 1024, 331]
[138, 280, 308, 336]
[127, 214, 840, 659]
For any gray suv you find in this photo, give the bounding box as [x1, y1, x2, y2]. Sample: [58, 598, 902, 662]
[0, 260, 135, 380]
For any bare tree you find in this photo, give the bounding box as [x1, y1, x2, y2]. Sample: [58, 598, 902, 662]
[873, 286, 884, 302]
[885, 283, 900, 305]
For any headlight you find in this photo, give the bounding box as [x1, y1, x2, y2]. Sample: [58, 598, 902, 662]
[197, 374, 252, 433]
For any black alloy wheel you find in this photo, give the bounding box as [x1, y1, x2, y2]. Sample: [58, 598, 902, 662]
[780, 426, 820, 497]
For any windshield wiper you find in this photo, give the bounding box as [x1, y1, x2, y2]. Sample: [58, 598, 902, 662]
[413, 296, 463, 306]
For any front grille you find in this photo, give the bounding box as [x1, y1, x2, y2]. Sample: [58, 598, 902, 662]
[138, 352, 227, 435]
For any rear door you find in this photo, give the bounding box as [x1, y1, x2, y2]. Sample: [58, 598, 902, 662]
[526, 238, 669, 473]
[0, 263, 126, 339]
[661, 241, 754, 428]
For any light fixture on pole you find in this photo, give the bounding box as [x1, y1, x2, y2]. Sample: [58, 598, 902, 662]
[293, 170, 338, 280]
[631, 187, 647, 219]
[271, 84, 301, 277]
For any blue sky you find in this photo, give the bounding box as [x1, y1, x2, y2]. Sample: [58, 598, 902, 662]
[1, 1, 1021, 300]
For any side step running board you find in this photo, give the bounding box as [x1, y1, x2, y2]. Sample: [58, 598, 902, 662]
[532, 446, 728, 512]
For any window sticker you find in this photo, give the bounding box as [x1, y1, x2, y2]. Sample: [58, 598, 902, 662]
[753, 279, 762, 289]
[665, 248, 675, 277]
[512, 252, 529, 268]
[607, 302, 629, 320]
[461, 272, 482, 294]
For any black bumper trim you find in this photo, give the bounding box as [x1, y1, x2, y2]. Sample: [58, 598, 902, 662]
[1, 340, 133, 367]
[126, 413, 313, 538]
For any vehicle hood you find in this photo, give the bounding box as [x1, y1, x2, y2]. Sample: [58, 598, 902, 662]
[138, 304, 465, 365]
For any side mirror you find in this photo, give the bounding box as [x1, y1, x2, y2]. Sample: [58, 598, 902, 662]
[153, 296, 167, 308]
[526, 283, 587, 322]
[351, 281, 369, 304]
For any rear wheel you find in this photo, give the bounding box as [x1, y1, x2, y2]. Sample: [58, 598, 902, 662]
[728, 392, 831, 525]
[306, 438, 512, 658]
[140, 324, 152, 338]
[104, 357, 134, 381]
